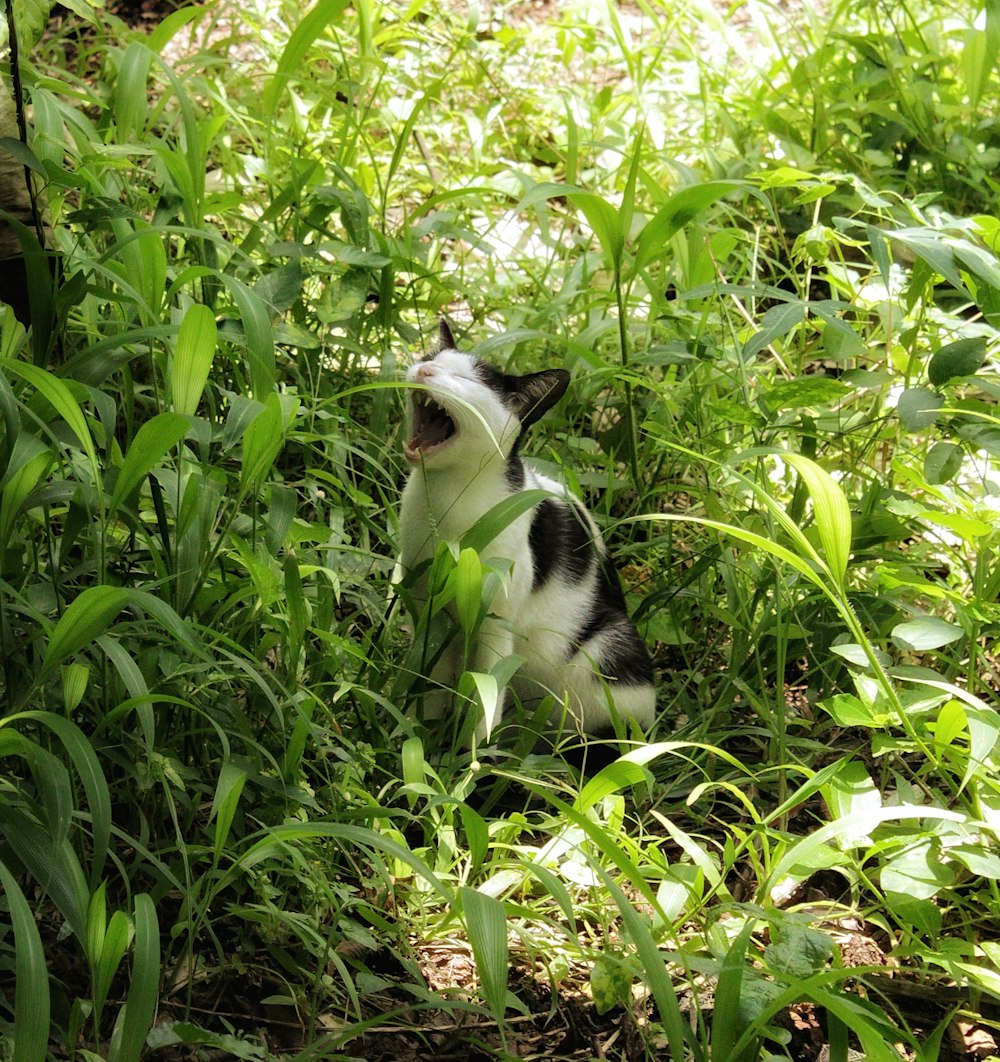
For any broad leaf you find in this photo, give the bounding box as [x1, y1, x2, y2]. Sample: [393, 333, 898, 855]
[927, 336, 987, 386]
[891, 616, 964, 651]
[923, 441, 963, 484]
[896, 387, 943, 431]
[458, 886, 511, 1024]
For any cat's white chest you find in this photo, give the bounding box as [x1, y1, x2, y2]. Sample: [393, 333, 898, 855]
[399, 466, 517, 570]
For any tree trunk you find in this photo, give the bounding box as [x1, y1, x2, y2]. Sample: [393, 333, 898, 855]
[1, 78, 53, 328]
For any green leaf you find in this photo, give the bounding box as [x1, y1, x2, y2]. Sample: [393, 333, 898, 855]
[240, 393, 288, 489]
[595, 869, 690, 1061]
[114, 42, 152, 140]
[454, 547, 483, 639]
[635, 180, 751, 271]
[965, 0, 1000, 108]
[218, 274, 276, 399]
[227, 822, 452, 902]
[808, 987, 914, 1062]
[817, 693, 892, 727]
[516, 182, 625, 268]
[0, 811, 89, 940]
[461, 489, 551, 555]
[569, 191, 625, 269]
[762, 921, 834, 981]
[170, 304, 217, 417]
[896, 387, 943, 431]
[0, 446, 53, 551]
[576, 758, 650, 813]
[0, 358, 100, 485]
[109, 411, 189, 513]
[889, 229, 971, 297]
[764, 375, 851, 409]
[891, 616, 964, 651]
[263, 0, 351, 118]
[42, 586, 129, 678]
[210, 762, 248, 862]
[521, 861, 579, 935]
[459, 803, 489, 873]
[458, 886, 510, 1023]
[927, 337, 988, 386]
[61, 662, 89, 712]
[0, 135, 46, 175]
[884, 837, 954, 901]
[466, 671, 500, 740]
[590, 953, 632, 1014]
[109, 894, 160, 1062]
[825, 760, 881, 844]
[765, 806, 965, 892]
[3, 711, 113, 883]
[785, 454, 852, 588]
[923, 441, 963, 484]
[949, 844, 1000, 878]
[0, 861, 50, 1062]
[711, 920, 755, 1058]
[91, 892, 132, 1023]
[744, 301, 806, 360]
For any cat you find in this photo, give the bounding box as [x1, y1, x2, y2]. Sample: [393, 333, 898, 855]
[397, 321, 656, 746]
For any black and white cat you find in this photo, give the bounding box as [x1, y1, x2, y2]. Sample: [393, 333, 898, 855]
[397, 322, 655, 745]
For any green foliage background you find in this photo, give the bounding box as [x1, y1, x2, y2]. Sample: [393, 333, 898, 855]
[1, 0, 999, 1058]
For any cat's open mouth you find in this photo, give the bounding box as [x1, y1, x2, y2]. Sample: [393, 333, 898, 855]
[405, 391, 457, 460]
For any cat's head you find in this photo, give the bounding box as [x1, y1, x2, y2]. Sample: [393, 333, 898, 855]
[404, 321, 570, 467]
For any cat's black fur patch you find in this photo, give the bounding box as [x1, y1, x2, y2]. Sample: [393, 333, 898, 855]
[573, 567, 655, 687]
[474, 361, 570, 435]
[529, 498, 594, 590]
[474, 359, 508, 393]
[505, 455, 526, 491]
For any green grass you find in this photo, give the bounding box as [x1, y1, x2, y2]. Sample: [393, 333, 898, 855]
[1, 0, 999, 1058]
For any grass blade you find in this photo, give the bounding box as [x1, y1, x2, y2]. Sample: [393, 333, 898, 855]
[114, 42, 152, 140]
[594, 868, 694, 1062]
[40, 586, 129, 679]
[263, 0, 351, 119]
[0, 357, 99, 484]
[170, 303, 217, 417]
[711, 920, 755, 1060]
[210, 761, 248, 863]
[0, 861, 50, 1062]
[109, 893, 160, 1062]
[0, 446, 53, 551]
[458, 885, 510, 1025]
[785, 454, 852, 589]
[461, 489, 551, 555]
[108, 411, 188, 513]
[218, 273, 276, 399]
[3, 711, 113, 883]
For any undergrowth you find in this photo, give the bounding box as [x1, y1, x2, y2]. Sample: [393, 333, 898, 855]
[1, 0, 999, 1059]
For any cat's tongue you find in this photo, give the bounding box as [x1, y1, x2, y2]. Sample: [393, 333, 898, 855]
[406, 397, 455, 459]
[408, 421, 449, 451]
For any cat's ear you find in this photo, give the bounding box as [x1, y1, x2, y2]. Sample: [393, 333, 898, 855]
[438, 318, 457, 350]
[512, 369, 570, 430]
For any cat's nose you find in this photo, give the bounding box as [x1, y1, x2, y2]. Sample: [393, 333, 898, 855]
[413, 362, 436, 382]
